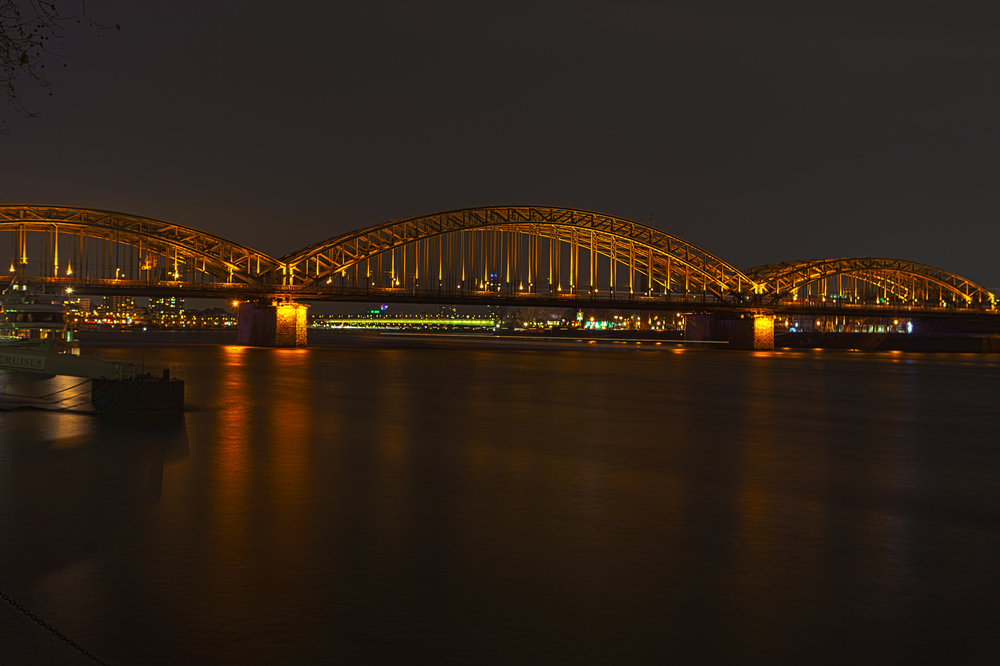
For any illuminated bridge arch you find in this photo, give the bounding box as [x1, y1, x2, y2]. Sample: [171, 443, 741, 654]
[280, 206, 761, 300]
[747, 257, 995, 308]
[0, 205, 282, 285]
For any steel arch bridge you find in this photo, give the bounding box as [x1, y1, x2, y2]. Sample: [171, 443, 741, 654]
[278, 206, 763, 300]
[0, 204, 995, 314]
[747, 257, 996, 308]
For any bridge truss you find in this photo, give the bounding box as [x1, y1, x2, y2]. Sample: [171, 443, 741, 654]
[0, 205, 283, 287]
[279, 206, 763, 302]
[747, 258, 995, 308]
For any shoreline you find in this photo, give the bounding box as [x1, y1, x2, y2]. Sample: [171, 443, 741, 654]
[70, 328, 1000, 354]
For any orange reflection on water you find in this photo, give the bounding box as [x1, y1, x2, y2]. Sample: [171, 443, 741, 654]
[207, 346, 256, 579]
[218, 346, 254, 479]
[46, 410, 96, 449]
[728, 363, 829, 661]
[198, 345, 286, 631]
[267, 348, 313, 495]
[265, 348, 315, 590]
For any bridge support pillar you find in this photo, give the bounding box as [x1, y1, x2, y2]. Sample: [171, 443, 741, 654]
[236, 300, 309, 347]
[684, 313, 774, 350]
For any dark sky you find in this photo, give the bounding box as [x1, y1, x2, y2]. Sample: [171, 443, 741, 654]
[3, 1, 999, 289]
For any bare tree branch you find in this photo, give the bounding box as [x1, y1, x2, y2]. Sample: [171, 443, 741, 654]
[1, 1, 114, 132]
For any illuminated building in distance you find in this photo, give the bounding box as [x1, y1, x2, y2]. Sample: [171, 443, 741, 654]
[149, 297, 185, 327]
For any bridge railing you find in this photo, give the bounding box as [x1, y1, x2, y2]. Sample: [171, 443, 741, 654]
[5, 276, 995, 315]
[4, 276, 729, 302]
[300, 284, 731, 304]
[770, 297, 997, 314]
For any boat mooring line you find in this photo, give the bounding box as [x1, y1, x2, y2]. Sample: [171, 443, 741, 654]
[33, 379, 92, 400]
[51, 389, 103, 411]
[1, 378, 92, 402]
[0, 587, 112, 665]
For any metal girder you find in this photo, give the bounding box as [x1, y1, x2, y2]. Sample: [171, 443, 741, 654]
[747, 257, 995, 306]
[0, 205, 282, 284]
[280, 206, 761, 298]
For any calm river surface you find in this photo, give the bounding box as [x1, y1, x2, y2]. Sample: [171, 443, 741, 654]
[2, 332, 999, 664]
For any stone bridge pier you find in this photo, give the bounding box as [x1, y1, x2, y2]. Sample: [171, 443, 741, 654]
[684, 313, 775, 350]
[236, 300, 309, 347]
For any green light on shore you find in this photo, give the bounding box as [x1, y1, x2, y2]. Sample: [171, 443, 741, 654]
[311, 316, 494, 329]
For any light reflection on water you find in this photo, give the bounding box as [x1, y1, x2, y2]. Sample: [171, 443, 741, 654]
[1, 340, 1000, 664]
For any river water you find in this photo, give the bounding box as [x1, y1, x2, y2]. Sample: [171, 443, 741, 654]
[1, 332, 999, 664]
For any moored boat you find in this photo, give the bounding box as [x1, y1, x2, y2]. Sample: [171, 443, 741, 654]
[0, 280, 184, 411]
[1, 280, 79, 355]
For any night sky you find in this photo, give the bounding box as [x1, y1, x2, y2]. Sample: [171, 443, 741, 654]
[3, 1, 999, 289]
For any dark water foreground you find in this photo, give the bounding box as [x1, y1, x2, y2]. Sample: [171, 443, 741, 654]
[2, 333, 999, 664]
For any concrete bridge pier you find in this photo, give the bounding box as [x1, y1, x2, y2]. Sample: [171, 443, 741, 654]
[684, 313, 775, 350]
[236, 300, 309, 347]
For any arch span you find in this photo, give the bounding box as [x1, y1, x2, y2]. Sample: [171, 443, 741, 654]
[0, 205, 282, 284]
[747, 257, 995, 307]
[279, 206, 762, 299]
